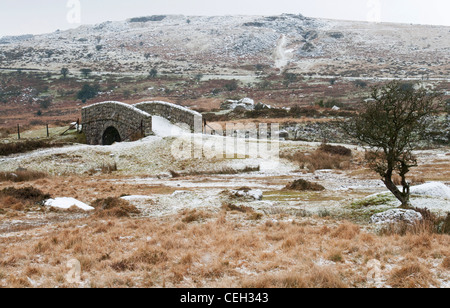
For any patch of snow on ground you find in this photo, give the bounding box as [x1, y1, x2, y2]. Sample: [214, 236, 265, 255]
[152, 116, 188, 137]
[120, 195, 153, 201]
[45, 198, 94, 211]
[410, 182, 450, 199]
[362, 182, 450, 213]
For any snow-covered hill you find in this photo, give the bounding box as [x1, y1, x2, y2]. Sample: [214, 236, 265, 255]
[0, 14, 448, 78]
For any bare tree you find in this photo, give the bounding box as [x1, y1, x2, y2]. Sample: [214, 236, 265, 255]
[343, 81, 442, 207]
[148, 68, 158, 78]
[61, 68, 69, 79]
[80, 68, 92, 78]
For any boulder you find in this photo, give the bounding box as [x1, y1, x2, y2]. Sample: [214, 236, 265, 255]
[370, 209, 422, 225]
[230, 188, 263, 201]
[221, 98, 255, 111]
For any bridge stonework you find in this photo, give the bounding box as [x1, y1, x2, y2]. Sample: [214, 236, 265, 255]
[81, 101, 202, 145]
[81, 101, 153, 145]
[134, 101, 202, 132]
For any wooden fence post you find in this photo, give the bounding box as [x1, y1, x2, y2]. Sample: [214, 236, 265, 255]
[17, 124, 20, 140]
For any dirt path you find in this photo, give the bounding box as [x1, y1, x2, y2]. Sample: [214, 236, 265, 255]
[274, 34, 288, 71]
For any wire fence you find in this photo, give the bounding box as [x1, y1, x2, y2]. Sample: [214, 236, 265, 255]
[14, 119, 81, 141]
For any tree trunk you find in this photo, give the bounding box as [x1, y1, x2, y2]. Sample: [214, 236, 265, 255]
[383, 176, 411, 208]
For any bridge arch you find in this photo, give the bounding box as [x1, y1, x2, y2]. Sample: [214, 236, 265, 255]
[81, 101, 202, 145]
[81, 101, 153, 145]
[102, 126, 122, 145]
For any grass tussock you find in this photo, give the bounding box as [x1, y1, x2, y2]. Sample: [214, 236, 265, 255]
[88, 163, 118, 175]
[380, 208, 450, 236]
[388, 262, 437, 288]
[91, 197, 140, 218]
[281, 146, 352, 172]
[180, 209, 211, 223]
[0, 139, 64, 156]
[0, 169, 48, 182]
[170, 166, 260, 177]
[242, 266, 348, 288]
[284, 179, 325, 191]
[318, 144, 352, 157]
[221, 202, 263, 220]
[331, 222, 360, 240]
[0, 186, 50, 211]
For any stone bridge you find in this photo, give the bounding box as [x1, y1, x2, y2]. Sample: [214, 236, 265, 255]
[81, 101, 202, 145]
[134, 101, 202, 132]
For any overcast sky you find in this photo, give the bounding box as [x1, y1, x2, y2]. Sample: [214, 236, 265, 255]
[0, 0, 449, 37]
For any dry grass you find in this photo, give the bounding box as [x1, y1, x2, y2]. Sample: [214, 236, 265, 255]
[91, 197, 140, 218]
[284, 179, 325, 191]
[281, 148, 353, 172]
[0, 208, 448, 288]
[388, 262, 437, 288]
[379, 209, 450, 236]
[170, 166, 260, 177]
[318, 144, 352, 157]
[0, 170, 48, 183]
[0, 139, 64, 156]
[87, 163, 118, 175]
[242, 266, 348, 288]
[0, 186, 50, 211]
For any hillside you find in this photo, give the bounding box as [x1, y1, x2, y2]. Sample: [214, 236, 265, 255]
[0, 14, 449, 79]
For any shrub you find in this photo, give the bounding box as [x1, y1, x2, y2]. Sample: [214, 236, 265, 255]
[245, 108, 289, 119]
[221, 203, 254, 213]
[290, 106, 321, 118]
[224, 80, 238, 91]
[173, 166, 260, 176]
[180, 209, 211, 223]
[0, 140, 63, 156]
[77, 84, 99, 103]
[353, 80, 367, 88]
[129, 15, 166, 23]
[148, 68, 158, 78]
[282, 149, 352, 172]
[80, 68, 92, 78]
[284, 179, 325, 191]
[319, 144, 352, 157]
[0, 186, 50, 208]
[92, 197, 140, 218]
[388, 263, 436, 288]
[0, 170, 47, 182]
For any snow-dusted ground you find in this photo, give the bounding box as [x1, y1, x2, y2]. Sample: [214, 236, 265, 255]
[0, 14, 448, 79]
[1, 117, 449, 219]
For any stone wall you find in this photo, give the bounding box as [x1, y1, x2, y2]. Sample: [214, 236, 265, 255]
[81, 101, 153, 145]
[134, 101, 202, 132]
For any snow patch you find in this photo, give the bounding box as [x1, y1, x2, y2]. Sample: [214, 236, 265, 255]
[152, 115, 189, 137]
[410, 182, 450, 199]
[120, 195, 153, 201]
[45, 198, 94, 211]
